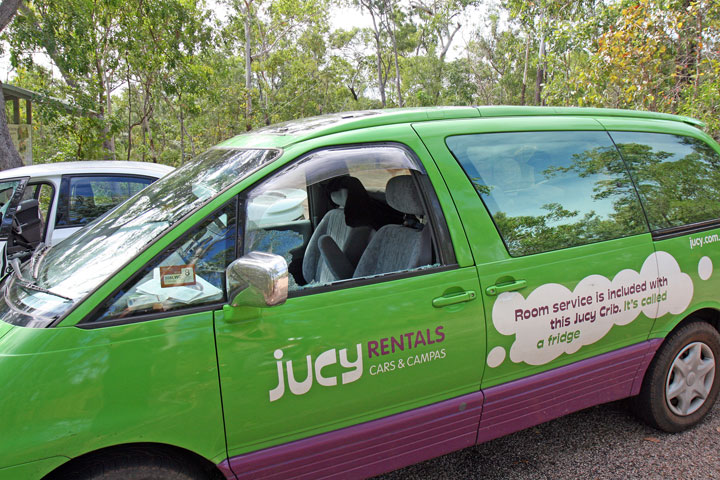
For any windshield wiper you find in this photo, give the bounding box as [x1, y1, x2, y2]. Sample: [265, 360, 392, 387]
[29, 243, 50, 280]
[9, 257, 73, 302]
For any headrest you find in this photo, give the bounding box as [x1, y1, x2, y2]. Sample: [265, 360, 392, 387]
[16, 198, 39, 212]
[328, 176, 365, 208]
[330, 188, 348, 207]
[327, 176, 374, 227]
[74, 182, 94, 197]
[386, 175, 424, 216]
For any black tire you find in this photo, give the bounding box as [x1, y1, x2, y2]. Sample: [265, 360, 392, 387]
[47, 445, 215, 480]
[633, 320, 720, 432]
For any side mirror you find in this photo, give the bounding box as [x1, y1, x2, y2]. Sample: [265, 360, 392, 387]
[226, 251, 288, 308]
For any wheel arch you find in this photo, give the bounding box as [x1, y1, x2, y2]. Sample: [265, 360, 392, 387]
[631, 307, 720, 431]
[42, 442, 227, 480]
[660, 307, 720, 339]
[635, 306, 720, 394]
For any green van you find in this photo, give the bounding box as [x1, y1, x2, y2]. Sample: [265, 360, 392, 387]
[2, 106, 720, 479]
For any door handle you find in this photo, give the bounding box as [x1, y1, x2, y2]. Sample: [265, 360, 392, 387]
[485, 280, 527, 296]
[432, 290, 476, 308]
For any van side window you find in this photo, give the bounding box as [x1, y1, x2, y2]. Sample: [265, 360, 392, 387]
[56, 175, 153, 228]
[243, 145, 444, 292]
[447, 131, 648, 256]
[610, 132, 720, 231]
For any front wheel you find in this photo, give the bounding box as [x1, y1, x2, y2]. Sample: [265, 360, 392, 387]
[47, 446, 215, 480]
[633, 321, 720, 432]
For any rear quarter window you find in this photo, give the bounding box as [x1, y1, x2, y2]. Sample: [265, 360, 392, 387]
[446, 130, 649, 256]
[609, 131, 720, 231]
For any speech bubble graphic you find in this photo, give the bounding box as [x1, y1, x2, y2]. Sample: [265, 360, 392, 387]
[489, 251, 693, 366]
[699, 256, 713, 281]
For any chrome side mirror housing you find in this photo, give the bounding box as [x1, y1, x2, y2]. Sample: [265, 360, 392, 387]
[226, 251, 288, 308]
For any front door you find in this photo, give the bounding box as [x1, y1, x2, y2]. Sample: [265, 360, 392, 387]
[215, 143, 486, 459]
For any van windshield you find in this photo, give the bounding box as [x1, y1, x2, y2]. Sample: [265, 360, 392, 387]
[0, 147, 279, 327]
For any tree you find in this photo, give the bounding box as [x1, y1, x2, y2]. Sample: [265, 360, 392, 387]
[504, 0, 598, 106]
[464, 13, 529, 105]
[0, 0, 24, 170]
[9, 0, 128, 159]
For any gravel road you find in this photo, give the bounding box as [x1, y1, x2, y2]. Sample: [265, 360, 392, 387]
[375, 399, 720, 479]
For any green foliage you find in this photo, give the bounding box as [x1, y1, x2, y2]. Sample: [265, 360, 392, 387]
[2, 0, 720, 167]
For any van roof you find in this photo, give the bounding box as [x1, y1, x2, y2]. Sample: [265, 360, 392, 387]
[0, 161, 174, 180]
[475, 106, 704, 127]
[220, 106, 705, 149]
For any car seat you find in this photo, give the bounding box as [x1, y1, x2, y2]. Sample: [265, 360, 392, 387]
[352, 175, 432, 278]
[302, 176, 374, 284]
[7, 198, 43, 258]
[70, 181, 97, 225]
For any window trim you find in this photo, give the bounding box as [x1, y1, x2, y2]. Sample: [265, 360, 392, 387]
[55, 173, 157, 229]
[288, 264, 460, 298]
[652, 218, 720, 241]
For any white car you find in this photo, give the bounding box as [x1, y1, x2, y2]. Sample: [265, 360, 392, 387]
[0, 161, 173, 270]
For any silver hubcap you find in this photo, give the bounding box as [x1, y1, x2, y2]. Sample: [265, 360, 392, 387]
[666, 341, 716, 416]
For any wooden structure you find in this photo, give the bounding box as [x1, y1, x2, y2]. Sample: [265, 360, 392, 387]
[3, 84, 34, 165]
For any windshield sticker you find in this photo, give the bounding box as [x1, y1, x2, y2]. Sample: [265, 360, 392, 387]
[160, 265, 196, 287]
[487, 251, 694, 367]
[269, 326, 447, 402]
[137, 268, 222, 304]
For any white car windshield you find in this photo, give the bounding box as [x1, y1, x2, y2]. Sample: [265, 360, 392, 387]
[0, 147, 279, 327]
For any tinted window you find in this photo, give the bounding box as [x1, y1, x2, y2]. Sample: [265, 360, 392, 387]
[447, 131, 648, 256]
[56, 175, 153, 228]
[610, 132, 720, 230]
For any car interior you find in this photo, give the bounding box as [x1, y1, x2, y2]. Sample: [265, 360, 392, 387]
[246, 163, 439, 292]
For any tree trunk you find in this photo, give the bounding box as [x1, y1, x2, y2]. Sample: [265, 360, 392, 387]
[535, 11, 546, 106]
[521, 34, 530, 105]
[244, 1, 253, 131]
[180, 107, 184, 164]
[142, 114, 147, 163]
[366, 8, 386, 107]
[694, 8, 702, 97]
[374, 32, 386, 107]
[105, 71, 115, 159]
[0, 83, 22, 170]
[534, 33, 545, 105]
[385, 0, 402, 107]
[126, 64, 132, 162]
[0, 0, 24, 171]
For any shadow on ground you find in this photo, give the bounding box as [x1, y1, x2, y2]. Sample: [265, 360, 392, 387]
[375, 400, 720, 479]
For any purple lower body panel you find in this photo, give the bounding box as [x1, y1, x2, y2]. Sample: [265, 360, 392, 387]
[219, 339, 662, 479]
[220, 392, 484, 480]
[477, 338, 662, 444]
